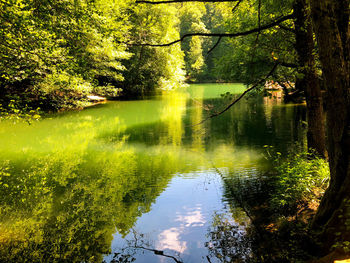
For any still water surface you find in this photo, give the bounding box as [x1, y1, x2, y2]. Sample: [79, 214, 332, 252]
[0, 84, 306, 262]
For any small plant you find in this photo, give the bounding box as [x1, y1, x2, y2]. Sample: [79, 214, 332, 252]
[266, 147, 330, 212]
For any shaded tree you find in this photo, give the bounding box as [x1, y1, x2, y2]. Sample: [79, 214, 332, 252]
[309, 0, 350, 253]
[293, 0, 327, 158]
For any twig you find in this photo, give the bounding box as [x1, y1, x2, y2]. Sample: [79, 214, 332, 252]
[132, 246, 183, 263]
[232, 0, 243, 13]
[207, 36, 222, 54]
[193, 63, 279, 126]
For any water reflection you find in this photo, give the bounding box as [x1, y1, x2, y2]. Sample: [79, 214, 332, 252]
[160, 91, 187, 147]
[190, 87, 205, 153]
[206, 212, 253, 263]
[0, 84, 307, 262]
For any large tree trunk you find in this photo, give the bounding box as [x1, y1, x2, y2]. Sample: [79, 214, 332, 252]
[294, 0, 327, 158]
[310, 0, 350, 252]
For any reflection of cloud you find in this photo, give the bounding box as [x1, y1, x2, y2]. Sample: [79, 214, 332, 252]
[156, 206, 206, 254]
[175, 206, 206, 227]
[157, 227, 187, 254]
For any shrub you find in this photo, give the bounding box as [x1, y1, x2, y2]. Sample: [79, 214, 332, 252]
[267, 147, 330, 211]
[34, 71, 93, 110]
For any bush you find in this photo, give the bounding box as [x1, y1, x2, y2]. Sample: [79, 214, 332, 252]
[266, 147, 330, 211]
[34, 71, 93, 110]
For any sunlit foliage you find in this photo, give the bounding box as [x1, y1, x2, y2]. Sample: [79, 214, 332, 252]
[0, 0, 186, 112]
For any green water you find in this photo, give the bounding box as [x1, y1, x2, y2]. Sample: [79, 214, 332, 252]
[0, 84, 306, 262]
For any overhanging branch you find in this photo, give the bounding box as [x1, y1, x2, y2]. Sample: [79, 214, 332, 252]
[207, 36, 222, 54]
[194, 63, 279, 126]
[232, 0, 243, 13]
[130, 14, 294, 47]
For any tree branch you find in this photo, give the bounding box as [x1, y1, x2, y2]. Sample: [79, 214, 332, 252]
[125, 229, 183, 263]
[207, 36, 222, 54]
[194, 63, 279, 126]
[131, 246, 183, 263]
[130, 14, 294, 47]
[232, 0, 243, 13]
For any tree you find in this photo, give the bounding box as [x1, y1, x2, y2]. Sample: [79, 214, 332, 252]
[177, 2, 207, 80]
[293, 0, 327, 158]
[309, 0, 350, 252]
[0, 0, 133, 110]
[121, 2, 185, 97]
[0, 0, 186, 111]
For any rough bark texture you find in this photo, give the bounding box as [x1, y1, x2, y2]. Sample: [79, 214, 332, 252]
[310, 0, 350, 252]
[294, 0, 327, 158]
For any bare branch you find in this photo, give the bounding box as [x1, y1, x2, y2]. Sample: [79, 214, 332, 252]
[132, 246, 183, 263]
[125, 229, 183, 263]
[207, 36, 222, 54]
[130, 14, 294, 47]
[232, 0, 243, 13]
[194, 63, 279, 126]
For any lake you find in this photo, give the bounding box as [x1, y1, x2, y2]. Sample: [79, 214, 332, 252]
[0, 84, 306, 262]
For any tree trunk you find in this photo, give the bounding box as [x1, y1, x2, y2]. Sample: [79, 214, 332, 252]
[294, 0, 327, 158]
[310, 0, 350, 252]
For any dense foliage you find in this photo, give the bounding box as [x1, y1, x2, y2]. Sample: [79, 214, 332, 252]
[0, 0, 300, 113]
[268, 148, 329, 211]
[0, 0, 185, 112]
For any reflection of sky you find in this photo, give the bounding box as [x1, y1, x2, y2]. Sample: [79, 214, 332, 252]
[175, 206, 206, 227]
[157, 227, 187, 254]
[156, 205, 206, 254]
[105, 171, 234, 263]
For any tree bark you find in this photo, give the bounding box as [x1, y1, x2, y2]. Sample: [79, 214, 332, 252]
[294, 0, 327, 158]
[310, 0, 350, 252]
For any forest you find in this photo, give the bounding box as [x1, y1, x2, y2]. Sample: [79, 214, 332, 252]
[0, 0, 349, 262]
[1, 0, 303, 112]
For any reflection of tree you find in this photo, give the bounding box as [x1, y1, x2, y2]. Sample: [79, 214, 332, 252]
[114, 90, 188, 148]
[203, 164, 268, 263]
[112, 92, 306, 157]
[160, 91, 187, 147]
[0, 143, 189, 262]
[107, 229, 183, 263]
[212, 169, 314, 263]
[206, 213, 253, 263]
[0, 88, 309, 262]
[204, 96, 306, 153]
[190, 87, 205, 153]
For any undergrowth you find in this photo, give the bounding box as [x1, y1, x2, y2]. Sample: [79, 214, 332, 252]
[261, 146, 331, 262]
[265, 146, 330, 214]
